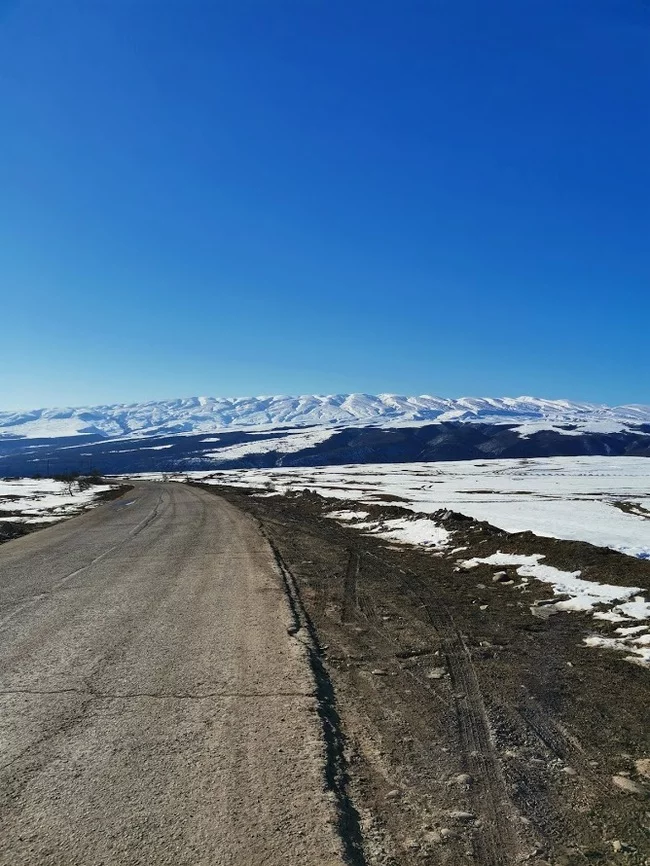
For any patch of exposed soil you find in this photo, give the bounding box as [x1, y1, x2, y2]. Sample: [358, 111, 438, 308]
[613, 501, 650, 520]
[196, 483, 650, 866]
[0, 520, 34, 545]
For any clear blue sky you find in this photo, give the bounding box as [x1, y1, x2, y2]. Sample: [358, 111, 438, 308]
[1, 0, 648, 410]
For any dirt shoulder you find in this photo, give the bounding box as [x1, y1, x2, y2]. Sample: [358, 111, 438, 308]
[195, 483, 650, 866]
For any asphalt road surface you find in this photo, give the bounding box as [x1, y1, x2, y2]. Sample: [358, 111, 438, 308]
[0, 483, 344, 865]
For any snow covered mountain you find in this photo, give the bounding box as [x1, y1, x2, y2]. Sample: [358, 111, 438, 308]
[1, 394, 649, 440]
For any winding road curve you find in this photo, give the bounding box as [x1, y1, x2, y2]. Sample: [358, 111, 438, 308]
[0, 482, 343, 865]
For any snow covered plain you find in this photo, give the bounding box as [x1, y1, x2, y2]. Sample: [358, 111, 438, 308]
[201, 427, 339, 461]
[0, 478, 114, 526]
[186, 456, 650, 559]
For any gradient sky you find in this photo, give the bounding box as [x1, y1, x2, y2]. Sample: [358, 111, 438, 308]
[1, 0, 648, 410]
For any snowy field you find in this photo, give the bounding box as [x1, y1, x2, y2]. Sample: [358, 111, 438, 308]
[165, 456, 650, 559]
[0, 478, 114, 526]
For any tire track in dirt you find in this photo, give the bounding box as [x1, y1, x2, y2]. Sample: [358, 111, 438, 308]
[514, 693, 609, 795]
[255, 511, 525, 865]
[361, 551, 525, 866]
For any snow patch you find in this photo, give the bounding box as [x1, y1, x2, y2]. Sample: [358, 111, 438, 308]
[326, 510, 370, 521]
[0, 478, 114, 525]
[367, 517, 450, 548]
[459, 550, 649, 666]
[459, 551, 638, 613]
[203, 428, 338, 462]
[327, 512, 450, 549]
[584, 635, 650, 666]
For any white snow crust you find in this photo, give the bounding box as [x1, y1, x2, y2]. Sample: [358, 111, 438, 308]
[326, 510, 370, 521]
[460, 552, 640, 613]
[348, 516, 450, 548]
[184, 456, 650, 559]
[0, 478, 114, 524]
[202, 428, 339, 462]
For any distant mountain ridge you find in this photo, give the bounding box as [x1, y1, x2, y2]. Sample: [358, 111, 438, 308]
[1, 393, 649, 440]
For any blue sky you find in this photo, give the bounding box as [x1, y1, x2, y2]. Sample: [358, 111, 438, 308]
[1, 0, 648, 410]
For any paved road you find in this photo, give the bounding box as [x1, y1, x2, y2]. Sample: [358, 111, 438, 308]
[0, 483, 343, 865]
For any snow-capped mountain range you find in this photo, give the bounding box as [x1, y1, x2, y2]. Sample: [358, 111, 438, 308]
[1, 393, 649, 440]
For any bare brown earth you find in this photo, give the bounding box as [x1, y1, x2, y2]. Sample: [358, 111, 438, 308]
[197, 483, 650, 866]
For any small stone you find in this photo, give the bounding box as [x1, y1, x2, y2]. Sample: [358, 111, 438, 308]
[453, 773, 473, 786]
[385, 789, 401, 800]
[439, 828, 452, 839]
[427, 667, 446, 680]
[561, 766, 577, 776]
[612, 841, 622, 853]
[612, 775, 644, 795]
[480, 605, 488, 610]
[449, 810, 475, 821]
[287, 625, 300, 636]
[636, 758, 650, 779]
[371, 669, 388, 676]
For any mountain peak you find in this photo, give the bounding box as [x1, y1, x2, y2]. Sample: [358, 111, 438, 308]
[0, 393, 648, 441]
